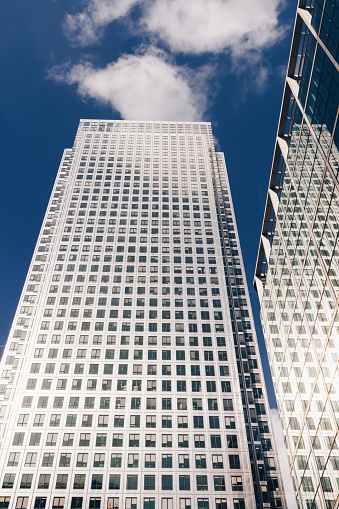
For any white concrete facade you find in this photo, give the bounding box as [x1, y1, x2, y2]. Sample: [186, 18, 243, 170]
[0, 120, 284, 509]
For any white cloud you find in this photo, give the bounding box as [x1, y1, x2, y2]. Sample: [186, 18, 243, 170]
[49, 50, 209, 121]
[64, 0, 285, 57]
[64, 0, 139, 46]
[143, 0, 284, 56]
[270, 409, 298, 509]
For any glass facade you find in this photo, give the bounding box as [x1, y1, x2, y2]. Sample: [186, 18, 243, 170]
[0, 120, 285, 509]
[255, 1, 339, 508]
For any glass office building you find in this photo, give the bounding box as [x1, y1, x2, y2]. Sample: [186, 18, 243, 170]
[255, 1, 339, 508]
[0, 120, 285, 509]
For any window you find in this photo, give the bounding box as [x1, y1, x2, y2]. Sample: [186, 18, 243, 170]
[179, 455, 189, 468]
[179, 476, 190, 490]
[212, 455, 224, 469]
[162, 475, 173, 490]
[93, 453, 105, 468]
[145, 434, 156, 447]
[231, 476, 243, 491]
[76, 453, 88, 468]
[128, 454, 139, 468]
[29, 433, 41, 446]
[127, 475, 138, 490]
[229, 455, 241, 469]
[7, 452, 20, 467]
[98, 415, 108, 427]
[206, 381, 216, 392]
[73, 475, 85, 490]
[89, 499, 101, 509]
[161, 499, 173, 509]
[20, 474, 33, 489]
[225, 417, 236, 429]
[129, 434, 140, 447]
[233, 501, 245, 509]
[144, 475, 155, 490]
[227, 435, 238, 448]
[107, 499, 119, 509]
[215, 500, 227, 509]
[321, 477, 333, 492]
[196, 476, 208, 490]
[162, 416, 172, 428]
[16, 499, 29, 509]
[34, 500, 47, 509]
[197, 500, 209, 509]
[79, 433, 90, 447]
[194, 416, 204, 429]
[42, 453, 55, 467]
[195, 455, 206, 469]
[112, 434, 123, 447]
[146, 415, 156, 428]
[192, 398, 202, 411]
[25, 452, 37, 467]
[109, 475, 121, 490]
[221, 381, 231, 393]
[161, 454, 172, 468]
[96, 433, 107, 447]
[145, 454, 156, 468]
[177, 416, 188, 428]
[162, 398, 171, 410]
[194, 435, 205, 448]
[144, 499, 155, 509]
[2, 474, 15, 489]
[55, 475, 68, 490]
[180, 500, 191, 509]
[162, 434, 172, 447]
[125, 499, 137, 509]
[13, 432, 25, 446]
[211, 435, 221, 448]
[38, 473, 51, 489]
[178, 435, 188, 448]
[115, 397, 125, 409]
[114, 415, 125, 427]
[111, 454, 122, 468]
[91, 474, 103, 490]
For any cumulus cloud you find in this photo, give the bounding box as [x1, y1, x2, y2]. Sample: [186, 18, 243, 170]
[48, 49, 209, 121]
[64, 0, 285, 57]
[143, 0, 284, 57]
[270, 409, 298, 509]
[64, 0, 139, 46]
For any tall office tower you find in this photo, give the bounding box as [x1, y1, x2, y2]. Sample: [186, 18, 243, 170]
[255, 0, 339, 508]
[0, 120, 285, 509]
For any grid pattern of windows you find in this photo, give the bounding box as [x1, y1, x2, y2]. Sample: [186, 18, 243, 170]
[255, 2, 339, 508]
[0, 120, 283, 509]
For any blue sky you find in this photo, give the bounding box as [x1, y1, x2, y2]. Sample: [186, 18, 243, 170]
[1, 0, 296, 402]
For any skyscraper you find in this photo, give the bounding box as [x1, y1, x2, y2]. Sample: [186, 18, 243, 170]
[255, 1, 339, 508]
[0, 120, 285, 509]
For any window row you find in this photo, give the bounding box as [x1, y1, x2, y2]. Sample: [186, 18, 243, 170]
[27, 334, 227, 346]
[3, 495, 248, 509]
[2, 472, 245, 492]
[29, 362, 231, 377]
[39, 322, 226, 334]
[21, 396, 235, 412]
[7, 451, 242, 470]
[30, 349, 230, 361]
[40, 310, 224, 321]
[25, 378, 234, 394]
[12, 432, 239, 448]
[55, 246, 216, 256]
[16, 413, 237, 430]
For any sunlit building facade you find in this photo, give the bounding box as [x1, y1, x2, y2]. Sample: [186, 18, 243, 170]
[0, 120, 285, 509]
[255, 1, 339, 508]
